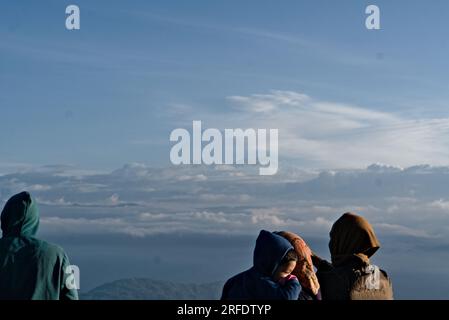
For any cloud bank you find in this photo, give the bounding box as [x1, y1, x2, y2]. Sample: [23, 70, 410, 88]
[1, 162, 449, 242]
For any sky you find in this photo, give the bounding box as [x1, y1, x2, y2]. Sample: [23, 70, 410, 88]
[1, 1, 449, 299]
[1, 0, 449, 171]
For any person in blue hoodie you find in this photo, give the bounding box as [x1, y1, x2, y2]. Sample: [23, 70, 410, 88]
[221, 230, 301, 300]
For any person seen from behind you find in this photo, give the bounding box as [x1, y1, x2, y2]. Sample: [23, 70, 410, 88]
[0, 191, 78, 300]
[312, 212, 393, 300]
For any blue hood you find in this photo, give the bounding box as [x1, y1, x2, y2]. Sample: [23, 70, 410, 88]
[253, 230, 294, 277]
[221, 230, 300, 300]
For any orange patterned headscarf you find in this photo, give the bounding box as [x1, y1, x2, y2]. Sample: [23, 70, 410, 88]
[276, 231, 320, 295]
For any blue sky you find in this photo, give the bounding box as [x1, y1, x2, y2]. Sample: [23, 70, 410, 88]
[1, 0, 449, 171]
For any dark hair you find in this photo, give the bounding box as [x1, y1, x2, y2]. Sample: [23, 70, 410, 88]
[280, 249, 298, 265]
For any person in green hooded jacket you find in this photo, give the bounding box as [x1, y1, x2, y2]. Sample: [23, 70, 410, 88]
[0, 191, 79, 300]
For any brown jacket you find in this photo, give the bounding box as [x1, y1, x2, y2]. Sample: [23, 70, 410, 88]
[316, 258, 393, 300]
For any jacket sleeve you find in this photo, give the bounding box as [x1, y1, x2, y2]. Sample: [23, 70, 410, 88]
[277, 277, 301, 300]
[221, 279, 230, 300]
[262, 277, 301, 300]
[59, 253, 79, 300]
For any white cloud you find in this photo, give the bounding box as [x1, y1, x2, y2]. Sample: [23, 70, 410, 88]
[374, 223, 433, 238]
[198, 194, 228, 202]
[177, 174, 208, 182]
[251, 208, 288, 226]
[27, 184, 52, 191]
[228, 91, 311, 113]
[429, 199, 449, 211]
[199, 193, 251, 203]
[223, 90, 449, 169]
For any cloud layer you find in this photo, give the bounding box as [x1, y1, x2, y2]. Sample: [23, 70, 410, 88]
[1, 162, 449, 242]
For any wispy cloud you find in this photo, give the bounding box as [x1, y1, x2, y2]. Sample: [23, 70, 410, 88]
[221, 90, 449, 168]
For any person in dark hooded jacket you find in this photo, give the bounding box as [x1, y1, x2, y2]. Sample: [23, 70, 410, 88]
[313, 212, 393, 300]
[0, 191, 78, 300]
[221, 230, 301, 300]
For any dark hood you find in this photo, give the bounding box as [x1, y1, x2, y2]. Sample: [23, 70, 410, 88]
[1, 192, 39, 238]
[329, 212, 380, 267]
[253, 230, 293, 277]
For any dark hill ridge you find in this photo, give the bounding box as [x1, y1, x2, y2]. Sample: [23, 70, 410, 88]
[81, 278, 224, 300]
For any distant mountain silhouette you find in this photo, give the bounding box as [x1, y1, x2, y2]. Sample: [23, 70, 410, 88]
[81, 278, 224, 300]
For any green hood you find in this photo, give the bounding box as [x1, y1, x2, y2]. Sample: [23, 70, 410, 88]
[0, 192, 78, 299]
[1, 191, 40, 238]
